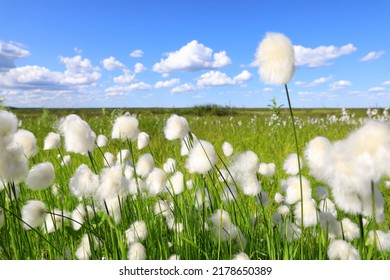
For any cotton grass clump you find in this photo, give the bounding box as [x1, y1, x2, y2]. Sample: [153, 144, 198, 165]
[0, 110, 18, 148]
[0, 145, 29, 184]
[125, 220, 148, 244]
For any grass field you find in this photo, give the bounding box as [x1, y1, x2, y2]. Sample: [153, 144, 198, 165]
[0, 106, 389, 260]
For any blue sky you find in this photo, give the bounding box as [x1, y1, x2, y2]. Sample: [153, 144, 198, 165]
[0, 0, 389, 108]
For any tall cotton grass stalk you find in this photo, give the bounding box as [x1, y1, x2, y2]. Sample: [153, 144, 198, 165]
[257, 32, 304, 253]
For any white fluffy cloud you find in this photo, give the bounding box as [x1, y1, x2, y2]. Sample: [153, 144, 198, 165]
[197, 70, 253, 87]
[0, 40, 30, 72]
[0, 55, 101, 90]
[295, 75, 333, 87]
[101, 56, 126, 70]
[294, 44, 357, 68]
[171, 82, 195, 93]
[134, 62, 147, 73]
[360, 51, 385, 62]
[329, 80, 352, 90]
[155, 78, 180, 88]
[152, 40, 231, 73]
[130, 49, 144, 58]
[105, 82, 152, 96]
[368, 87, 385, 92]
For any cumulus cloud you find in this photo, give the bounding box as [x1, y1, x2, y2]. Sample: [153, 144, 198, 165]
[294, 44, 357, 68]
[0, 55, 101, 90]
[360, 51, 385, 62]
[368, 87, 385, 92]
[233, 70, 253, 83]
[295, 75, 333, 87]
[134, 62, 147, 74]
[105, 82, 152, 96]
[171, 82, 195, 93]
[152, 40, 231, 73]
[0, 40, 30, 72]
[130, 49, 144, 58]
[113, 69, 135, 84]
[155, 78, 180, 88]
[101, 56, 126, 70]
[197, 70, 253, 87]
[197, 71, 235, 87]
[329, 80, 352, 90]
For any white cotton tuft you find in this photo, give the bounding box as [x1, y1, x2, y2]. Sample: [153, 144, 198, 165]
[229, 151, 261, 196]
[209, 209, 238, 241]
[58, 114, 96, 155]
[318, 198, 337, 218]
[293, 199, 318, 227]
[146, 168, 167, 197]
[232, 252, 250, 260]
[274, 192, 284, 204]
[0, 145, 29, 184]
[128, 242, 146, 260]
[166, 171, 184, 195]
[13, 129, 38, 158]
[164, 114, 190, 140]
[125, 220, 148, 244]
[221, 185, 238, 203]
[327, 239, 360, 260]
[340, 218, 360, 241]
[25, 162, 55, 190]
[163, 158, 177, 173]
[137, 132, 150, 150]
[366, 230, 390, 252]
[283, 175, 312, 205]
[283, 153, 303, 175]
[76, 234, 101, 260]
[71, 204, 95, 231]
[304, 136, 331, 182]
[111, 114, 140, 141]
[185, 140, 217, 174]
[43, 208, 66, 234]
[256, 32, 295, 85]
[96, 165, 129, 203]
[0, 110, 18, 148]
[43, 132, 61, 150]
[21, 200, 47, 230]
[117, 149, 130, 163]
[135, 153, 154, 177]
[96, 134, 108, 147]
[69, 164, 99, 199]
[154, 200, 173, 217]
[103, 152, 116, 167]
[258, 162, 276, 177]
[222, 141, 234, 157]
[195, 188, 210, 209]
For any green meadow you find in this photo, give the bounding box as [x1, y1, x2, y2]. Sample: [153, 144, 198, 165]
[0, 106, 389, 260]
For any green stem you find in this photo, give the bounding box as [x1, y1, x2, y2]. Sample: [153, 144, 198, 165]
[284, 84, 304, 256]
